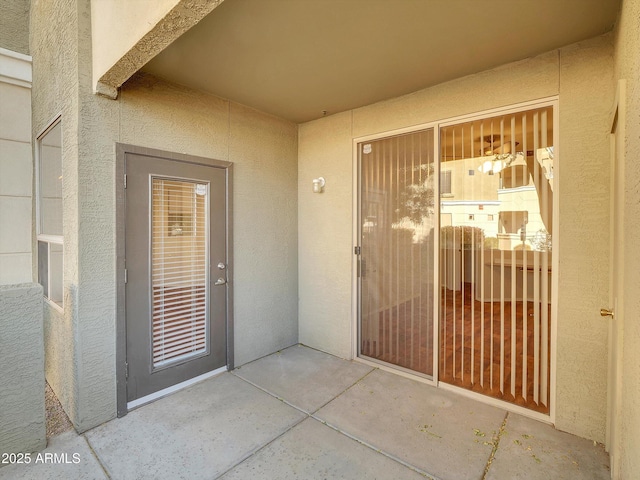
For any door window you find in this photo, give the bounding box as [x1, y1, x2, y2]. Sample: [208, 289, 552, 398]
[151, 178, 209, 368]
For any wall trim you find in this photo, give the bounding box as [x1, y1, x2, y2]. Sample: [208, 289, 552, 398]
[0, 47, 32, 88]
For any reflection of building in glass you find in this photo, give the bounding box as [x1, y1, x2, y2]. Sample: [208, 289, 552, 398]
[439, 106, 554, 252]
[437, 146, 553, 251]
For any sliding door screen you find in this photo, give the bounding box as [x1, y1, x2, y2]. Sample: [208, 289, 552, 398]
[358, 129, 436, 376]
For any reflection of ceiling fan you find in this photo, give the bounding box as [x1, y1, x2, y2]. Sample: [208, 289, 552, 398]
[481, 134, 519, 156]
[478, 135, 526, 174]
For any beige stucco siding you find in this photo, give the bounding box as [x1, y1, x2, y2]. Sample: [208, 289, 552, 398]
[555, 35, 614, 442]
[31, 0, 83, 429]
[91, 0, 224, 96]
[351, 51, 559, 138]
[227, 102, 299, 364]
[32, 0, 298, 432]
[0, 284, 45, 455]
[91, 0, 180, 87]
[30, 0, 621, 447]
[614, 0, 640, 476]
[0, 0, 29, 55]
[120, 79, 299, 370]
[119, 74, 299, 367]
[298, 111, 354, 358]
[298, 35, 613, 443]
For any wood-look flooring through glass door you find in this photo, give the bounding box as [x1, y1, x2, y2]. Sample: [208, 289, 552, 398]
[439, 105, 554, 413]
[358, 128, 436, 377]
[357, 104, 555, 415]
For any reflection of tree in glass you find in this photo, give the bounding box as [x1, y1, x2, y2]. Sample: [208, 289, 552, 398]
[394, 164, 435, 225]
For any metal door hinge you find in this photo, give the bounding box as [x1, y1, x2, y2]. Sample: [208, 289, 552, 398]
[124, 174, 127, 189]
[124, 268, 128, 284]
[125, 362, 129, 378]
[354, 246, 361, 255]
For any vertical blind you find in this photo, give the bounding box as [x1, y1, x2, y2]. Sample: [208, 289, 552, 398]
[359, 129, 435, 376]
[439, 106, 553, 413]
[151, 178, 208, 367]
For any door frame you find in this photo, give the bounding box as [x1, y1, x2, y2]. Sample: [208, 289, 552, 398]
[351, 97, 559, 423]
[606, 79, 625, 477]
[116, 143, 234, 417]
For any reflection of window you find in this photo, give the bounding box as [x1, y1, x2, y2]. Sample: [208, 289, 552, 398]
[440, 170, 452, 195]
[488, 214, 494, 221]
[37, 118, 63, 309]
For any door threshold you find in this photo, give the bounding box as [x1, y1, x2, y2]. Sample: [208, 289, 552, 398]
[127, 366, 227, 411]
[439, 382, 553, 425]
[355, 356, 436, 386]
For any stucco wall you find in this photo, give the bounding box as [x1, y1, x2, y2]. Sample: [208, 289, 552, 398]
[91, 0, 179, 82]
[119, 74, 299, 366]
[0, 0, 29, 55]
[0, 48, 32, 285]
[91, 0, 224, 96]
[298, 111, 354, 357]
[555, 35, 614, 442]
[298, 36, 613, 442]
[31, 0, 84, 431]
[613, 0, 640, 476]
[31, 0, 298, 432]
[0, 283, 45, 455]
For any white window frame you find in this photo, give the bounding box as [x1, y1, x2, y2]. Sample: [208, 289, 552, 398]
[36, 115, 63, 311]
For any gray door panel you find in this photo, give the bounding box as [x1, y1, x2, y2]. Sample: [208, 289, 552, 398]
[125, 153, 227, 402]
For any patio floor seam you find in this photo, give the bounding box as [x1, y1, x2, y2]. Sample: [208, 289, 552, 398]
[229, 365, 376, 416]
[481, 412, 509, 479]
[309, 367, 377, 415]
[213, 414, 309, 479]
[230, 366, 439, 479]
[309, 415, 441, 480]
[81, 434, 112, 479]
[229, 371, 313, 416]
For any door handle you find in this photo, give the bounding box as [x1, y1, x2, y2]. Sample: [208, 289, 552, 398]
[600, 308, 614, 318]
[214, 277, 227, 286]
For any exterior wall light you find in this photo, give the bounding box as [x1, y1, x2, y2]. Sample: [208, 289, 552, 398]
[312, 177, 326, 193]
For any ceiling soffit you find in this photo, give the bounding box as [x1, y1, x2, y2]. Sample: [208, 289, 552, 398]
[141, 0, 620, 123]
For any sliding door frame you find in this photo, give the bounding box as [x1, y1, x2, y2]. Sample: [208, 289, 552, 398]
[351, 96, 559, 423]
[352, 121, 440, 386]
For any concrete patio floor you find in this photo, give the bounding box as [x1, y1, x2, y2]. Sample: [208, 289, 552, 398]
[0, 345, 610, 479]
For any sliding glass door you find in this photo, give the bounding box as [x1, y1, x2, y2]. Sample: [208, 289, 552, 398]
[439, 105, 554, 413]
[356, 101, 556, 414]
[357, 128, 436, 376]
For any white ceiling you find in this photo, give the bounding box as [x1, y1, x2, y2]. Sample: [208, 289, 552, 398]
[141, 0, 620, 123]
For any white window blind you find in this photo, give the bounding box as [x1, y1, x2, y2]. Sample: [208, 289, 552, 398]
[151, 178, 208, 367]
